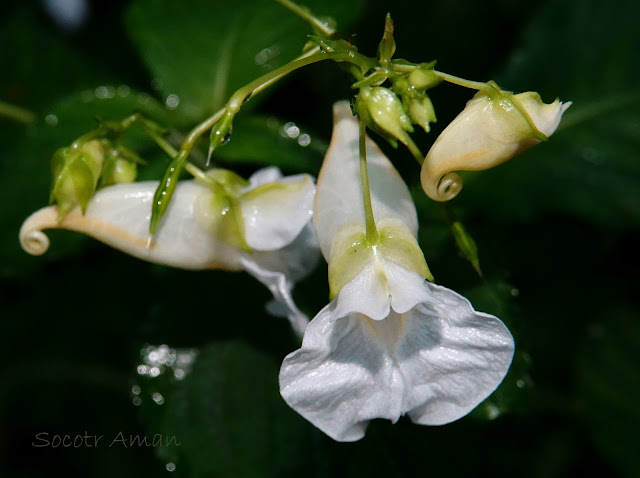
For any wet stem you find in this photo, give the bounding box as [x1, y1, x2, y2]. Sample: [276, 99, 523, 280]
[149, 47, 375, 234]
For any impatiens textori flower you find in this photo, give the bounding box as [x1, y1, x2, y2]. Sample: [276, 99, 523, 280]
[20, 167, 318, 336]
[420, 82, 571, 201]
[279, 101, 515, 441]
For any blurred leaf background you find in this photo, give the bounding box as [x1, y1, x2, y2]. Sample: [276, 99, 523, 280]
[1, 0, 638, 476]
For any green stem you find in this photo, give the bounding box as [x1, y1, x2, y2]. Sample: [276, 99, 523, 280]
[359, 119, 378, 243]
[138, 119, 215, 185]
[403, 135, 425, 166]
[274, 0, 335, 37]
[432, 70, 496, 94]
[150, 46, 374, 234]
[0, 100, 36, 124]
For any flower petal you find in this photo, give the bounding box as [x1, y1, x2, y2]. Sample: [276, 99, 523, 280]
[279, 303, 404, 441]
[384, 259, 431, 314]
[314, 101, 418, 259]
[20, 181, 242, 270]
[241, 173, 315, 251]
[279, 281, 514, 441]
[240, 223, 321, 336]
[398, 283, 514, 425]
[332, 260, 391, 321]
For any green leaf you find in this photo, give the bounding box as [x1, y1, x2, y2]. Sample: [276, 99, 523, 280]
[126, 0, 365, 123]
[460, 0, 640, 228]
[577, 307, 640, 478]
[138, 341, 310, 477]
[450, 220, 481, 275]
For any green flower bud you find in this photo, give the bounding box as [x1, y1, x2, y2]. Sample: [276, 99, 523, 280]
[407, 95, 437, 133]
[50, 139, 104, 219]
[101, 158, 138, 187]
[407, 64, 441, 90]
[355, 86, 413, 148]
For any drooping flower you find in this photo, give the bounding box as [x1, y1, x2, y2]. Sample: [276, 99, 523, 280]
[421, 83, 571, 201]
[20, 167, 318, 335]
[279, 101, 514, 441]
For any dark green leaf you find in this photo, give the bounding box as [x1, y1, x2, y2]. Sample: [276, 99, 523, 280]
[577, 307, 640, 478]
[126, 0, 365, 123]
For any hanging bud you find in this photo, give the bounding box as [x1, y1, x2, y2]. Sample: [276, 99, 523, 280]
[421, 84, 571, 201]
[208, 112, 233, 163]
[99, 144, 140, 187]
[100, 157, 137, 187]
[49, 139, 104, 219]
[407, 95, 437, 133]
[355, 86, 413, 148]
[391, 63, 441, 133]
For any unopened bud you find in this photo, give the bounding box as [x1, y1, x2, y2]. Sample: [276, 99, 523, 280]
[50, 139, 104, 218]
[421, 86, 571, 201]
[356, 86, 413, 148]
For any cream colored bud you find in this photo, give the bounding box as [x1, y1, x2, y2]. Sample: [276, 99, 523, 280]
[420, 89, 571, 201]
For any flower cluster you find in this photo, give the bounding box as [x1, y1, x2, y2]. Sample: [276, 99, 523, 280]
[20, 83, 569, 440]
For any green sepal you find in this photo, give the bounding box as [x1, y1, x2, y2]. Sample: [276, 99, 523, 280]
[206, 169, 249, 195]
[451, 221, 481, 276]
[377, 13, 396, 65]
[49, 140, 104, 220]
[328, 221, 433, 299]
[195, 183, 251, 253]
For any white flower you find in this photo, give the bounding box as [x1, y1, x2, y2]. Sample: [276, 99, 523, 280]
[279, 102, 514, 441]
[421, 85, 571, 201]
[19, 167, 318, 336]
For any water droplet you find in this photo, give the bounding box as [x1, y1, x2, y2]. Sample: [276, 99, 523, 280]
[486, 404, 501, 420]
[254, 44, 281, 66]
[166, 462, 176, 472]
[165, 94, 180, 110]
[132, 396, 142, 406]
[137, 365, 148, 375]
[298, 134, 311, 147]
[284, 122, 300, 139]
[45, 114, 58, 127]
[152, 392, 165, 405]
[149, 366, 161, 378]
[131, 385, 141, 395]
[222, 132, 231, 144]
[516, 379, 526, 389]
[95, 85, 115, 99]
[510, 288, 520, 297]
[174, 369, 185, 380]
[117, 85, 131, 97]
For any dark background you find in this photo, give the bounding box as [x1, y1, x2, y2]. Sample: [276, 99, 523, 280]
[1, 0, 638, 476]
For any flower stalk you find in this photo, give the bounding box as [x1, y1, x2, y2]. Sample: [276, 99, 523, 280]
[359, 119, 379, 244]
